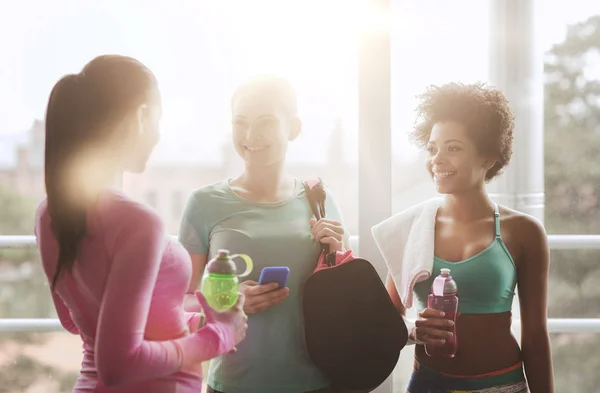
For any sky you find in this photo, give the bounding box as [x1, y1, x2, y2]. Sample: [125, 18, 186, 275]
[0, 0, 597, 164]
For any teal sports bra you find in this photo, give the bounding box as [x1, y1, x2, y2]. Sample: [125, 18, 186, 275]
[413, 203, 517, 314]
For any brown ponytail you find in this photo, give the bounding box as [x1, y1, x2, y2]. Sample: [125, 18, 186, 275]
[45, 55, 156, 289]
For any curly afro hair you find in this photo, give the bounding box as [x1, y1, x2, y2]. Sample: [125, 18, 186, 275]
[409, 82, 515, 182]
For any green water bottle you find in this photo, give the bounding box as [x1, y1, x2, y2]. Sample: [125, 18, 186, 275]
[200, 249, 253, 312]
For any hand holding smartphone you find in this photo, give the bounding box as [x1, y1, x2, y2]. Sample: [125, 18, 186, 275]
[258, 266, 290, 289]
[241, 267, 291, 313]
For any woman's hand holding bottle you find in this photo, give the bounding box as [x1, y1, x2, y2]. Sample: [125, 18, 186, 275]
[179, 291, 247, 371]
[195, 291, 248, 352]
[413, 308, 455, 345]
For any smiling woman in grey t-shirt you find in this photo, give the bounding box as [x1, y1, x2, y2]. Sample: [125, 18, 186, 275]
[178, 75, 350, 393]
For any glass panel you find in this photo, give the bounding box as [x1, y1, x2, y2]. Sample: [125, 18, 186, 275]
[543, 3, 600, 389]
[0, 0, 359, 235]
[550, 333, 599, 392]
[0, 186, 50, 319]
[548, 250, 600, 319]
[543, 2, 600, 235]
[171, 190, 184, 223]
[390, 0, 492, 214]
[0, 332, 211, 393]
[0, 332, 81, 393]
[119, 0, 360, 235]
[548, 250, 599, 389]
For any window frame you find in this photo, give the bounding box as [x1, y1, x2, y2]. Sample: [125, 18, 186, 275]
[1, 1, 600, 392]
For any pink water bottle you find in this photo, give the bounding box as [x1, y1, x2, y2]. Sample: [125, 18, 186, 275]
[425, 268, 459, 358]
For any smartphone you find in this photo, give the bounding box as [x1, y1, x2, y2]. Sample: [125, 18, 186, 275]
[258, 266, 290, 288]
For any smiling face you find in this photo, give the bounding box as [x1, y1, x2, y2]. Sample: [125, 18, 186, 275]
[426, 121, 495, 194]
[231, 88, 301, 168]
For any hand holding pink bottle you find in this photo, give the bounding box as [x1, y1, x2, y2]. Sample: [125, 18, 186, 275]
[424, 268, 459, 358]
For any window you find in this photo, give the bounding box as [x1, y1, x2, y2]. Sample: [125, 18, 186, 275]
[0, 1, 359, 392]
[145, 191, 158, 210]
[1, 1, 599, 392]
[117, 1, 361, 236]
[171, 190, 184, 224]
[0, 332, 80, 393]
[542, 3, 600, 391]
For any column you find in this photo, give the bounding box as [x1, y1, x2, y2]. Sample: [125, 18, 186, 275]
[487, 0, 545, 224]
[358, 0, 393, 392]
[487, 0, 545, 343]
[358, 0, 392, 281]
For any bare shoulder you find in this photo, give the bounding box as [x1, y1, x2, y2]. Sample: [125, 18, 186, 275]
[499, 205, 545, 233]
[497, 205, 548, 256]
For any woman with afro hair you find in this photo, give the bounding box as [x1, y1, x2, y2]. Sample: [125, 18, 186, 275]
[372, 82, 553, 392]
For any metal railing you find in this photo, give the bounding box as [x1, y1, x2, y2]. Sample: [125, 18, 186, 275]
[2, 317, 600, 334]
[3, 234, 600, 249]
[1, 234, 600, 334]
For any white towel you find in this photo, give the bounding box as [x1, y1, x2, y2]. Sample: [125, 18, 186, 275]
[371, 197, 442, 309]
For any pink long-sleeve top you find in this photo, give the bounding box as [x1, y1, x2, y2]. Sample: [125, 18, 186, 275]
[34, 189, 234, 393]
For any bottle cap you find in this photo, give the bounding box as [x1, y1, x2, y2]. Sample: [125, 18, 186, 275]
[440, 268, 451, 276]
[207, 249, 237, 275]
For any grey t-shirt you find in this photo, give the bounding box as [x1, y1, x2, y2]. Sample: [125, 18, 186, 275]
[178, 178, 349, 393]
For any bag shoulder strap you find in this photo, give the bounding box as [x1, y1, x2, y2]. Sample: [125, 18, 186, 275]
[303, 177, 327, 220]
[303, 177, 330, 255]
